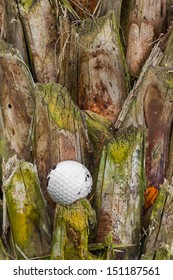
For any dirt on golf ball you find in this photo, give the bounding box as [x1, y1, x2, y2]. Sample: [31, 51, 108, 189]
[47, 160, 92, 205]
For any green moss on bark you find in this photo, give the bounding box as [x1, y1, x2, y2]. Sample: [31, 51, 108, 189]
[94, 129, 144, 256]
[108, 130, 143, 178]
[36, 83, 82, 133]
[155, 243, 171, 260]
[18, 0, 36, 12]
[0, 239, 9, 260]
[3, 158, 51, 259]
[142, 182, 173, 260]
[51, 199, 96, 260]
[85, 111, 113, 155]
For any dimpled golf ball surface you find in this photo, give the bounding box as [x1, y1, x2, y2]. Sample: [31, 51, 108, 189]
[47, 160, 92, 205]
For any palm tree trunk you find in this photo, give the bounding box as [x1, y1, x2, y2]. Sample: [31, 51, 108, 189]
[0, 0, 173, 260]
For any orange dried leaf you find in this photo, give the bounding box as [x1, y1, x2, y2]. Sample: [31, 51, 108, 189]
[144, 186, 159, 211]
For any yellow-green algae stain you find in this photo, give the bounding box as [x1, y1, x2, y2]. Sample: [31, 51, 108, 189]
[77, 12, 117, 46]
[0, 139, 8, 160]
[165, 78, 173, 88]
[142, 184, 173, 260]
[4, 172, 30, 248]
[109, 139, 130, 164]
[0, 239, 9, 260]
[150, 186, 167, 221]
[18, 0, 36, 13]
[99, 132, 144, 259]
[95, 129, 144, 206]
[85, 111, 113, 155]
[107, 130, 145, 199]
[155, 243, 171, 260]
[3, 160, 51, 256]
[36, 83, 82, 133]
[51, 199, 96, 260]
[108, 130, 138, 165]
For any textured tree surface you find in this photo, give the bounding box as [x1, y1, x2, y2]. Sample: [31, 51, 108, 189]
[123, 0, 167, 75]
[0, 0, 173, 260]
[2, 155, 51, 259]
[142, 179, 173, 260]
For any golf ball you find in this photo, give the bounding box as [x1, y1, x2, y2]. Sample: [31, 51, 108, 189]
[47, 160, 92, 205]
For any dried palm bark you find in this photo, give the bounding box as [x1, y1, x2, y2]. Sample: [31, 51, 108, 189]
[77, 12, 128, 122]
[51, 199, 96, 260]
[33, 83, 91, 215]
[0, 0, 28, 63]
[0, 0, 173, 260]
[0, 33, 94, 260]
[93, 129, 144, 259]
[142, 180, 173, 260]
[2, 156, 51, 259]
[17, 0, 58, 82]
[0, 40, 34, 162]
[56, 5, 129, 119]
[123, 0, 167, 76]
[99, 0, 123, 25]
[92, 29, 173, 258]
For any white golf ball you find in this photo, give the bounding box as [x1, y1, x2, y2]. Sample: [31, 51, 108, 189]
[47, 160, 92, 205]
